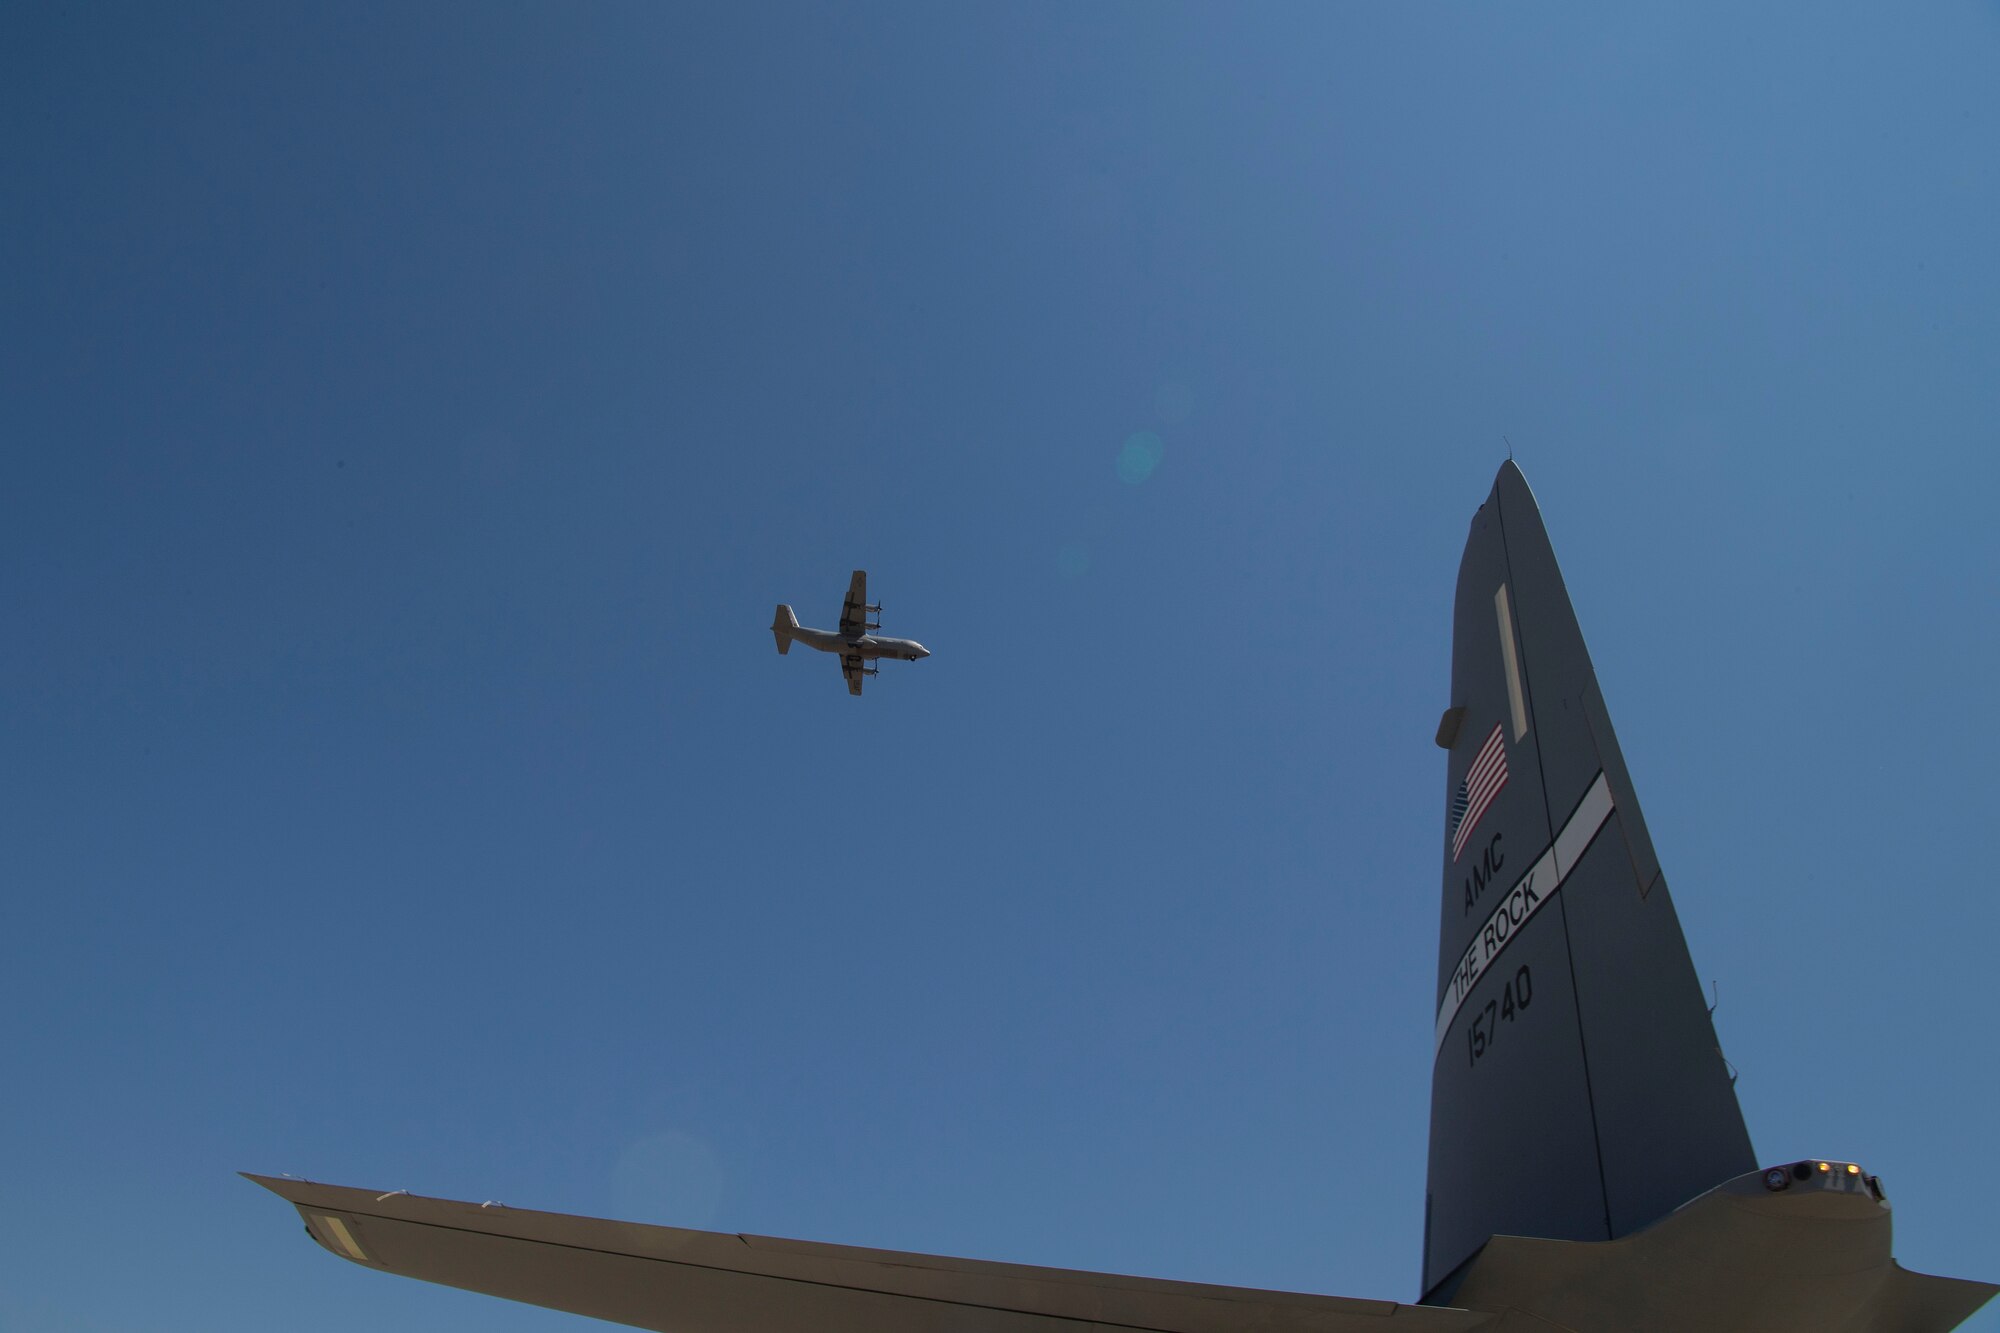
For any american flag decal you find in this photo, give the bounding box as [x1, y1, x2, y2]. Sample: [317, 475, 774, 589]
[1450, 723, 1509, 862]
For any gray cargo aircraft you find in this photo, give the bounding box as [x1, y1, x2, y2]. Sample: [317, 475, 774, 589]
[248, 463, 1994, 1332]
[771, 569, 929, 696]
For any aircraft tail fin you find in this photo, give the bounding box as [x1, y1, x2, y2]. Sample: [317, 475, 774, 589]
[1422, 462, 1756, 1300]
[772, 604, 798, 655]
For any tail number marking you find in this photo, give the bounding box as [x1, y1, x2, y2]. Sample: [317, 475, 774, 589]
[1434, 771, 1614, 1054]
[1467, 965, 1533, 1066]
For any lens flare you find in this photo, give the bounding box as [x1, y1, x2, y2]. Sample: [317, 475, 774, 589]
[1117, 431, 1163, 485]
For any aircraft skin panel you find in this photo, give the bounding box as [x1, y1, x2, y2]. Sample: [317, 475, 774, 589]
[1424, 907, 1605, 1261]
[243, 1174, 1494, 1333]
[1490, 478, 1661, 901]
[1484, 462, 1754, 1239]
[1577, 682, 1661, 900]
[1423, 462, 1755, 1296]
[1563, 844, 1754, 1237]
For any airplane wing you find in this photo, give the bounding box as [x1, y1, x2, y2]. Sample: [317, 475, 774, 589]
[838, 569, 870, 636]
[245, 1174, 1494, 1333]
[842, 655, 865, 696]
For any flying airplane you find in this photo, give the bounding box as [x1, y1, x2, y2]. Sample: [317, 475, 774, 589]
[248, 463, 1994, 1333]
[771, 569, 929, 696]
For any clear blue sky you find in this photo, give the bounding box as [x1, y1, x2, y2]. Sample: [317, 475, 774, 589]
[5, 5, 1997, 1329]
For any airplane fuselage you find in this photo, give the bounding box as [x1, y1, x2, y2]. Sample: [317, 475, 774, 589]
[786, 626, 930, 661]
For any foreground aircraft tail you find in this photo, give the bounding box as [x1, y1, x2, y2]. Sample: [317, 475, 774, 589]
[246, 462, 1993, 1333]
[1423, 461, 1756, 1299]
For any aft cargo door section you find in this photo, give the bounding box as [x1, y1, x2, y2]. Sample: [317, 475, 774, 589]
[1424, 495, 1609, 1297]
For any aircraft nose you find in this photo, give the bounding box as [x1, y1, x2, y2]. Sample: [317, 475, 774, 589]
[916, 646, 931, 659]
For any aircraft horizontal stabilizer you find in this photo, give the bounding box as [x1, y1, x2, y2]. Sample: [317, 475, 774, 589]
[244, 1174, 1492, 1333]
[1873, 1264, 2000, 1333]
[1443, 1164, 1996, 1333]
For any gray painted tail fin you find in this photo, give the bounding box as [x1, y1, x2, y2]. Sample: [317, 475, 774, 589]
[772, 604, 798, 655]
[1422, 462, 1755, 1300]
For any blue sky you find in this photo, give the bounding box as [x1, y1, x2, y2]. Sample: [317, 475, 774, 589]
[4, 4, 1997, 1329]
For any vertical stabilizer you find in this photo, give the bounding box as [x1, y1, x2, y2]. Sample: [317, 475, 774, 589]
[1422, 463, 1755, 1300]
